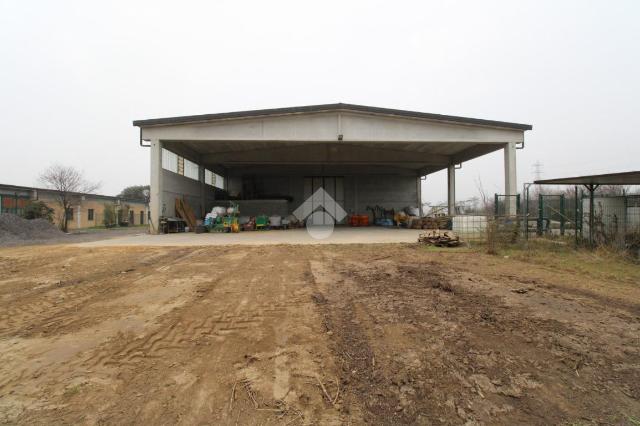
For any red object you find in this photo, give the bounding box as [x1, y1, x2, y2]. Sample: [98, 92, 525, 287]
[357, 215, 369, 226]
[349, 215, 369, 227]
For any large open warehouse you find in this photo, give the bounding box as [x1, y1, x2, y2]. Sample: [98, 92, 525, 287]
[133, 104, 532, 234]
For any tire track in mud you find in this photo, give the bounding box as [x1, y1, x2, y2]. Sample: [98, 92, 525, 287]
[308, 252, 580, 424]
[0, 248, 208, 393]
[57, 249, 317, 426]
[0, 248, 197, 338]
[307, 258, 393, 424]
[79, 251, 309, 374]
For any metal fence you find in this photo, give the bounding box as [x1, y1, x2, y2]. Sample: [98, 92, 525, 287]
[437, 189, 640, 254]
[451, 214, 521, 244]
[521, 186, 640, 252]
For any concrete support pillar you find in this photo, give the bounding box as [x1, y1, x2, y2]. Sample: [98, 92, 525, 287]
[149, 139, 164, 234]
[353, 176, 358, 214]
[447, 165, 456, 216]
[416, 176, 422, 216]
[504, 141, 517, 216]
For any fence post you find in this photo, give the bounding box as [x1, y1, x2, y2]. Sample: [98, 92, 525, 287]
[588, 185, 595, 247]
[574, 186, 578, 247]
[580, 189, 584, 240]
[560, 195, 565, 236]
[524, 186, 529, 241]
[537, 194, 543, 236]
[623, 195, 628, 243]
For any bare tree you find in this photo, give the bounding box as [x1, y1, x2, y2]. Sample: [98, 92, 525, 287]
[598, 185, 631, 196]
[39, 164, 100, 232]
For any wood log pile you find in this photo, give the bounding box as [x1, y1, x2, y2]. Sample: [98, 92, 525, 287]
[418, 229, 461, 247]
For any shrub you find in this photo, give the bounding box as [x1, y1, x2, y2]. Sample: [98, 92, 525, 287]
[22, 201, 54, 222]
[103, 203, 117, 228]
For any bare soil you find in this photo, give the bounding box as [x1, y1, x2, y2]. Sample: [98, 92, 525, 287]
[0, 244, 638, 425]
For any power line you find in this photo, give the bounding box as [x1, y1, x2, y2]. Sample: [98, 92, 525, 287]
[532, 161, 543, 181]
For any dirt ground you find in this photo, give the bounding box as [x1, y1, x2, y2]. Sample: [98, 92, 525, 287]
[0, 243, 638, 425]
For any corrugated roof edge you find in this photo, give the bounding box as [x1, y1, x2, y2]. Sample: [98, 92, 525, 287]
[534, 171, 640, 185]
[132, 103, 533, 131]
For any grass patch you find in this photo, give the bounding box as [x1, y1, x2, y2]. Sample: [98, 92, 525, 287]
[499, 239, 640, 285]
[418, 245, 474, 253]
[63, 383, 83, 397]
[627, 415, 640, 426]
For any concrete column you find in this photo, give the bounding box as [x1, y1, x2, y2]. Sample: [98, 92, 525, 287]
[76, 204, 81, 229]
[447, 165, 456, 216]
[504, 141, 517, 216]
[149, 139, 164, 234]
[416, 176, 422, 216]
[353, 176, 358, 214]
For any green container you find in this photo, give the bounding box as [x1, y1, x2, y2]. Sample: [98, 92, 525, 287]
[255, 215, 268, 229]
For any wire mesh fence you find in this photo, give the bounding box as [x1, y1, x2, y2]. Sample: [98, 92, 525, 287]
[522, 186, 640, 254]
[451, 214, 521, 246]
[431, 189, 639, 255]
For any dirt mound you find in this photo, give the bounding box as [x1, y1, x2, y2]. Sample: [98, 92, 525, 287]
[0, 213, 64, 245]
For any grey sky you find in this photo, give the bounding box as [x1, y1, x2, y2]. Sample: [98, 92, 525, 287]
[1, 0, 638, 204]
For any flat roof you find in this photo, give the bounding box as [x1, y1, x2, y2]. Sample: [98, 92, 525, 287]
[132, 103, 533, 131]
[534, 171, 640, 186]
[0, 183, 147, 204]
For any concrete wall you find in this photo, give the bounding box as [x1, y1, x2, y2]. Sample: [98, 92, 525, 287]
[224, 172, 418, 219]
[347, 175, 419, 215]
[162, 169, 219, 218]
[581, 197, 640, 240]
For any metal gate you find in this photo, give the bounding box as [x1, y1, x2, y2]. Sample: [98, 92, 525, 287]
[303, 177, 345, 224]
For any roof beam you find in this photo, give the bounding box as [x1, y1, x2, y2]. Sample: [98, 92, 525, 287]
[201, 143, 450, 166]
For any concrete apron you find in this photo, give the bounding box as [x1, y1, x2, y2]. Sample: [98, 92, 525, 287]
[75, 227, 425, 247]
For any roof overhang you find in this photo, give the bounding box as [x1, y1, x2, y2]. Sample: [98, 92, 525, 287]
[534, 171, 640, 186]
[134, 104, 531, 176]
[133, 103, 532, 130]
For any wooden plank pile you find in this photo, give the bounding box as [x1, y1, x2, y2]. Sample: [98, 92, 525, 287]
[175, 198, 197, 229]
[418, 229, 461, 247]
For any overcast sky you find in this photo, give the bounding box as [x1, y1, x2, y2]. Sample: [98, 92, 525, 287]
[1, 0, 638, 204]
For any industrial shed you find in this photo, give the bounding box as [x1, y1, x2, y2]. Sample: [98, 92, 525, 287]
[133, 103, 531, 234]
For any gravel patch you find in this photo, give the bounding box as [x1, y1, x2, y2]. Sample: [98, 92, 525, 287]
[0, 213, 64, 245]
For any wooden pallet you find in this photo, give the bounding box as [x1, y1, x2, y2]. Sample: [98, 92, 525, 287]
[418, 229, 461, 247]
[175, 198, 197, 229]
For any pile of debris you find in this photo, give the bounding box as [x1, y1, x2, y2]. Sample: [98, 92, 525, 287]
[0, 213, 63, 245]
[418, 229, 461, 247]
